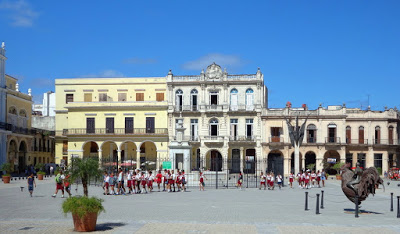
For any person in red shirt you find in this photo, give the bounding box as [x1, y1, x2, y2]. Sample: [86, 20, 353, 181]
[64, 174, 72, 197]
[156, 170, 163, 192]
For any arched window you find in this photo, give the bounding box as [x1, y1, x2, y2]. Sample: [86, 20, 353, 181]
[358, 126, 365, 144]
[375, 126, 381, 144]
[346, 126, 351, 144]
[8, 107, 17, 115]
[190, 89, 198, 111]
[230, 88, 238, 111]
[19, 110, 26, 117]
[175, 89, 183, 111]
[245, 88, 254, 110]
[307, 124, 317, 143]
[209, 119, 219, 136]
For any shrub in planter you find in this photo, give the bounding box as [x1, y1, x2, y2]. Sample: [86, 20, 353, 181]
[62, 157, 104, 232]
[37, 171, 46, 180]
[62, 196, 104, 232]
[332, 162, 345, 180]
[1, 163, 13, 183]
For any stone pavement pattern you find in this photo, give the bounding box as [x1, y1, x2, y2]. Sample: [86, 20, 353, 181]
[1, 177, 400, 233]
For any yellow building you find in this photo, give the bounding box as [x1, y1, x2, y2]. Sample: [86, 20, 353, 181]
[6, 75, 55, 173]
[54, 77, 168, 171]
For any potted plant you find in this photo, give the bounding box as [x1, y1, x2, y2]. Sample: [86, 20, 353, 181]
[35, 163, 46, 180]
[306, 163, 316, 171]
[62, 157, 104, 232]
[332, 162, 345, 180]
[1, 163, 12, 183]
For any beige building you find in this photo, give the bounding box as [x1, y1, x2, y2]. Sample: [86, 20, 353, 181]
[262, 105, 400, 176]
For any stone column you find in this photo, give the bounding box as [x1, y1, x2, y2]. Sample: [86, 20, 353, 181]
[366, 147, 374, 168]
[136, 150, 140, 170]
[284, 152, 290, 176]
[300, 151, 305, 172]
[98, 150, 102, 168]
[352, 153, 357, 168]
[117, 150, 122, 169]
[240, 147, 244, 173]
[124, 143, 128, 162]
[382, 152, 388, 176]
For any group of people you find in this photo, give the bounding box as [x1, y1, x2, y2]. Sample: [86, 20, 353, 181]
[258, 172, 284, 190]
[102, 169, 187, 195]
[290, 169, 326, 189]
[51, 170, 72, 198]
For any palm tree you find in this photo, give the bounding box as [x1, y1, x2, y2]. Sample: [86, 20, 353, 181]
[67, 157, 102, 197]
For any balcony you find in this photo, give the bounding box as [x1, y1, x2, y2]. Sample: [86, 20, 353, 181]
[203, 136, 224, 143]
[306, 137, 316, 144]
[346, 139, 368, 145]
[172, 136, 200, 142]
[174, 105, 199, 112]
[200, 105, 226, 112]
[65, 128, 168, 136]
[269, 136, 284, 143]
[325, 137, 341, 144]
[373, 139, 399, 146]
[229, 136, 256, 143]
[229, 104, 261, 112]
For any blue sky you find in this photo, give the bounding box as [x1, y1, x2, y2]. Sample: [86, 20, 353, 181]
[0, 0, 399, 109]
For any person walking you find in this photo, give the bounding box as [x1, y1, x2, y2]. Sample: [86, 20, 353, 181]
[64, 173, 72, 197]
[156, 170, 163, 192]
[27, 173, 36, 197]
[289, 172, 294, 189]
[52, 171, 65, 198]
[237, 171, 243, 190]
[199, 171, 206, 191]
[260, 172, 266, 190]
[321, 169, 326, 187]
[276, 173, 283, 190]
[181, 170, 186, 192]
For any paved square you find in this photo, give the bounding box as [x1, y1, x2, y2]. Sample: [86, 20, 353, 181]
[0, 177, 400, 233]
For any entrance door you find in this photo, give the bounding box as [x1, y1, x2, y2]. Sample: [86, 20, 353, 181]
[146, 117, 155, 133]
[245, 149, 256, 174]
[211, 150, 222, 171]
[176, 153, 183, 170]
[106, 118, 114, 133]
[125, 117, 133, 134]
[268, 153, 283, 176]
[231, 149, 240, 173]
[191, 119, 198, 141]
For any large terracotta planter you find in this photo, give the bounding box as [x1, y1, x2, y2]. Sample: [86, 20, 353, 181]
[336, 174, 342, 180]
[38, 174, 44, 180]
[72, 212, 98, 232]
[2, 176, 11, 183]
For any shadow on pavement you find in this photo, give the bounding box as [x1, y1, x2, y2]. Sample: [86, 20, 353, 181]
[96, 222, 126, 231]
[343, 208, 383, 215]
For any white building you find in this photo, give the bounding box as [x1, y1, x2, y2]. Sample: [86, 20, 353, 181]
[167, 63, 267, 174]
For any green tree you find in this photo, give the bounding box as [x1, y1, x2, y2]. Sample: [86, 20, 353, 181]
[67, 157, 102, 197]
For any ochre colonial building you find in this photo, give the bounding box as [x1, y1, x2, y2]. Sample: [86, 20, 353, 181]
[54, 63, 400, 178]
[54, 77, 168, 170]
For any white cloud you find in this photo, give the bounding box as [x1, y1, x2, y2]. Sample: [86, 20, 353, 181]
[182, 53, 243, 71]
[123, 57, 157, 65]
[0, 0, 39, 27]
[81, 70, 125, 78]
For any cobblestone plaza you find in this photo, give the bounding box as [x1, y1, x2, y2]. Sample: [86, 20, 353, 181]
[1, 177, 400, 233]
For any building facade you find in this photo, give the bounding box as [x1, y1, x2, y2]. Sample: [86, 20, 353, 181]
[54, 63, 400, 177]
[0, 42, 8, 166]
[262, 105, 400, 176]
[167, 63, 267, 174]
[54, 77, 169, 170]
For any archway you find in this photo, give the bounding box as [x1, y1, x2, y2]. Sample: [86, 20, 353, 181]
[206, 150, 222, 171]
[120, 141, 137, 170]
[268, 150, 283, 176]
[83, 141, 99, 158]
[305, 151, 316, 171]
[139, 141, 157, 171]
[291, 152, 303, 173]
[101, 141, 118, 171]
[18, 141, 27, 173]
[8, 140, 18, 172]
[323, 150, 340, 174]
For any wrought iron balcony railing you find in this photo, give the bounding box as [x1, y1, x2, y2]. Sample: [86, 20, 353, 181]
[65, 128, 168, 135]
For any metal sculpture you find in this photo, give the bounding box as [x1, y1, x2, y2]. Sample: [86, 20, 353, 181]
[285, 115, 308, 174]
[340, 163, 383, 204]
